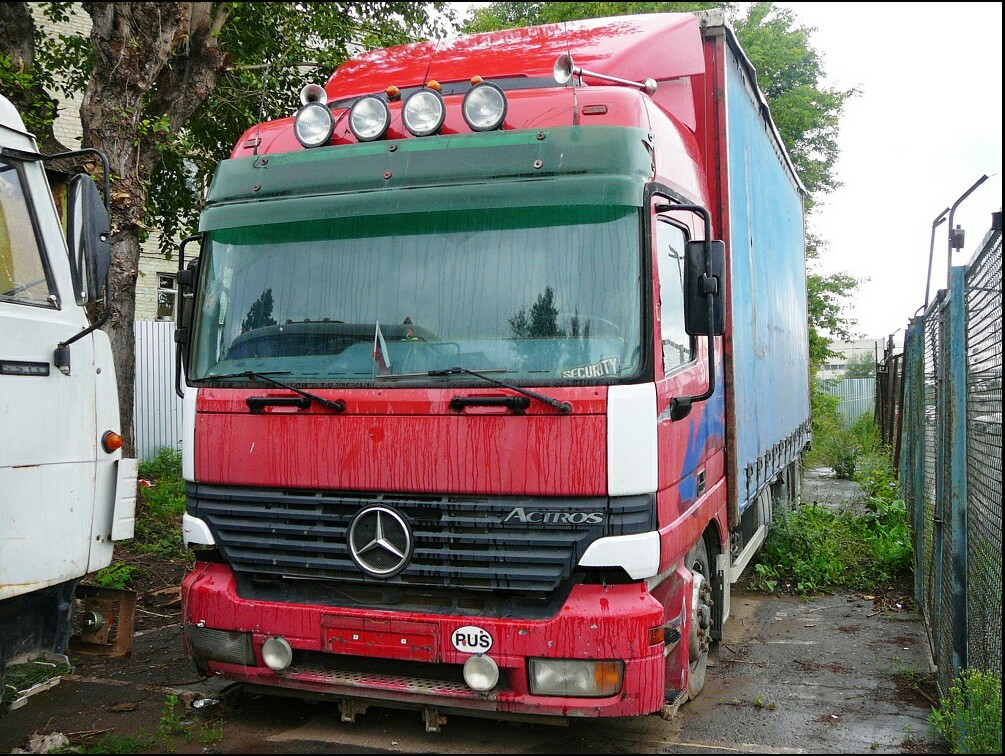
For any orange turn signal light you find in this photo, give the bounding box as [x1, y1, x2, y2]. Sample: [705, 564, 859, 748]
[101, 430, 124, 453]
[648, 626, 665, 646]
[385, 85, 401, 100]
[470, 75, 484, 85]
[426, 79, 442, 91]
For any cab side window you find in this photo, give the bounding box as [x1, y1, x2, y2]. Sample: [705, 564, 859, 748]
[656, 221, 693, 373]
[0, 160, 54, 306]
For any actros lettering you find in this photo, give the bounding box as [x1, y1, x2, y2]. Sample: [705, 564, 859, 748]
[502, 508, 604, 525]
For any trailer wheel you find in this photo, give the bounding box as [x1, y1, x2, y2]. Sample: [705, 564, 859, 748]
[686, 537, 713, 700]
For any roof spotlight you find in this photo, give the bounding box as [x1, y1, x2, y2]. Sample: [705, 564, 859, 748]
[349, 96, 391, 142]
[402, 88, 446, 137]
[462, 82, 507, 132]
[293, 102, 334, 148]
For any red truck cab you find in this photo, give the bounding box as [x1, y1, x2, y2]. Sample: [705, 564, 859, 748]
[178, 11, 808, 727]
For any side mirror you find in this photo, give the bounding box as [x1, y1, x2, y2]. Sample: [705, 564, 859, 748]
[684, 240, 725, 336]
[66, 173, 111, 304]
[174, 234, 203, 398]
[177, 258, 199, 346]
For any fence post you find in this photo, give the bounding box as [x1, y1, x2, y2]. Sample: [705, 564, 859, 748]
[902, 318, 925, 607]
[932, 296, 947, 675]
[947, 266, 969, 676]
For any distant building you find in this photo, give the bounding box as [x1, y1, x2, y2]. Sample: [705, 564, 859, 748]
[32, 6, 179, 321]
[817, 337, 901, 381]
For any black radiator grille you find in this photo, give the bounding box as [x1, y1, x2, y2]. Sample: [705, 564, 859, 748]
[187, 484, 653, 593]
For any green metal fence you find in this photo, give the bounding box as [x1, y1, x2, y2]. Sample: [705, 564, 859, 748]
[900, 215, 1002, 696]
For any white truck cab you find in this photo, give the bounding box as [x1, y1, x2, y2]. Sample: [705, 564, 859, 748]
[0, 94, 136, 690]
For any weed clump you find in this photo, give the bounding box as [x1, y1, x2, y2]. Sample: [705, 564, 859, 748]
[929, 668, 1002, 754]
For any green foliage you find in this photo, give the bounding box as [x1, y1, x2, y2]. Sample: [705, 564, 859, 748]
[806, 381, 849, 473]
[138, 448, 185, 517]
[70, 734, 156, 754]
[200, 721, 225, 747]
[158, 693, 186, 738]
[135, 448, 187, 558]
[465, 2, 724, 33]
[143, 1, 454, 258]
[750, 498, 912, 594]
[929, 669, 1003, 754]
[18, 2, 452, 259]
[0, 52, 58, 136]
[732, 3, 855, 204]
[91, 561, 142, 590]
[751, 433, 912, 594]
[843, 352, 876, 378]
[806, 236, 860, 370]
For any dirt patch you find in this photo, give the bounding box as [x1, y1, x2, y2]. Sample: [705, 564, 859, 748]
[838, 624, 862, 634]
[891, 671, 939, 709]
[795, 659, 852, 674]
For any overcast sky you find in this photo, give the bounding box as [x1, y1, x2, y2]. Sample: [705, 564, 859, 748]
[450, 2, 1003, 342]
[783, 2, 1002, 341]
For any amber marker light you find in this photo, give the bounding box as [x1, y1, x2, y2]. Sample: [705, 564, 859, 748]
[594, 661, 624, 694]
[101, 430, 124, 453]
[385, 85, 401, 100]
[470, 75, 484, 85]
[648, 626, 665, 646]
[426, 79, 442, 91]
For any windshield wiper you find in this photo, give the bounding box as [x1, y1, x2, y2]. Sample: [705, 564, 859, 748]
[191, 370, 345, 412]
[429, 367, 572, 414]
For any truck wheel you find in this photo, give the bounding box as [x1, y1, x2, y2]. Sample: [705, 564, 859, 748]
[686, 537, 713, 700]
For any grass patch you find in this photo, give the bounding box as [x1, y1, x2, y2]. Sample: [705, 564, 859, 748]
[929, 668, 1002, 754]
[133, 448, 189, 561]
[751, 412, 913, 594]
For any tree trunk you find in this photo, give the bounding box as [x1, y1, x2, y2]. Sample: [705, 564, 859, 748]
[79, 2, 226, 456]
[0, 2, 69, 155]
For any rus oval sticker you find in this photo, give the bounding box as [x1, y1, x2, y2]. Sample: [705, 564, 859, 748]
[451, 625, 493, 653]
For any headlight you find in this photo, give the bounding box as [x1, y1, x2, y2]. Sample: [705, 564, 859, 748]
[294, 102, 335, 148]
[185, 625, 254, 666]
[402, 89, 445, 137]
[349, 96, 391, 142]
[528, 659, 624, 698]
[462, 83, 507, 131]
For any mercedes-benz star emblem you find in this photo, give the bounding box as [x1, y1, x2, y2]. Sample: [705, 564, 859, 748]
[348, 506, 413, 578]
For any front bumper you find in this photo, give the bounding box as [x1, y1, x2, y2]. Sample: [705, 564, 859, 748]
[182, 562, 666, 718]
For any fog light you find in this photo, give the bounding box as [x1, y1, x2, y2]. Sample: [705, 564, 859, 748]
[262, 636, 293, 671]
[528, 659, 623, 698]
[185, 625, 254, 666]
[462, 654, 499, 692]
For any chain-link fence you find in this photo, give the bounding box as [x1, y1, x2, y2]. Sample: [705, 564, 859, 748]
[900, 213, 1002, 696]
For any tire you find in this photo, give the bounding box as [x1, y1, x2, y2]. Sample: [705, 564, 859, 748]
[685, 536, 714, 700]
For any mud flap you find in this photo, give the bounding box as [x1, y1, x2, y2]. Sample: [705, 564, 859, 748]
[69, 585, 137, 658]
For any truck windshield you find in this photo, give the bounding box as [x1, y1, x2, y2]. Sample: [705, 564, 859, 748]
[190, 205, 642, 385]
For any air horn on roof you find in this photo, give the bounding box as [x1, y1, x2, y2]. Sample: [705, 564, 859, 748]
[553, 53, 657, 95]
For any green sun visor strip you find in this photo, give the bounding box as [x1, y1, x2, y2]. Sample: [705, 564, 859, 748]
[200, 127, 653, 231]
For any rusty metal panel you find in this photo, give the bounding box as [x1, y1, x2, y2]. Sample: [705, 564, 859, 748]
[69, 585, 136, 658]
